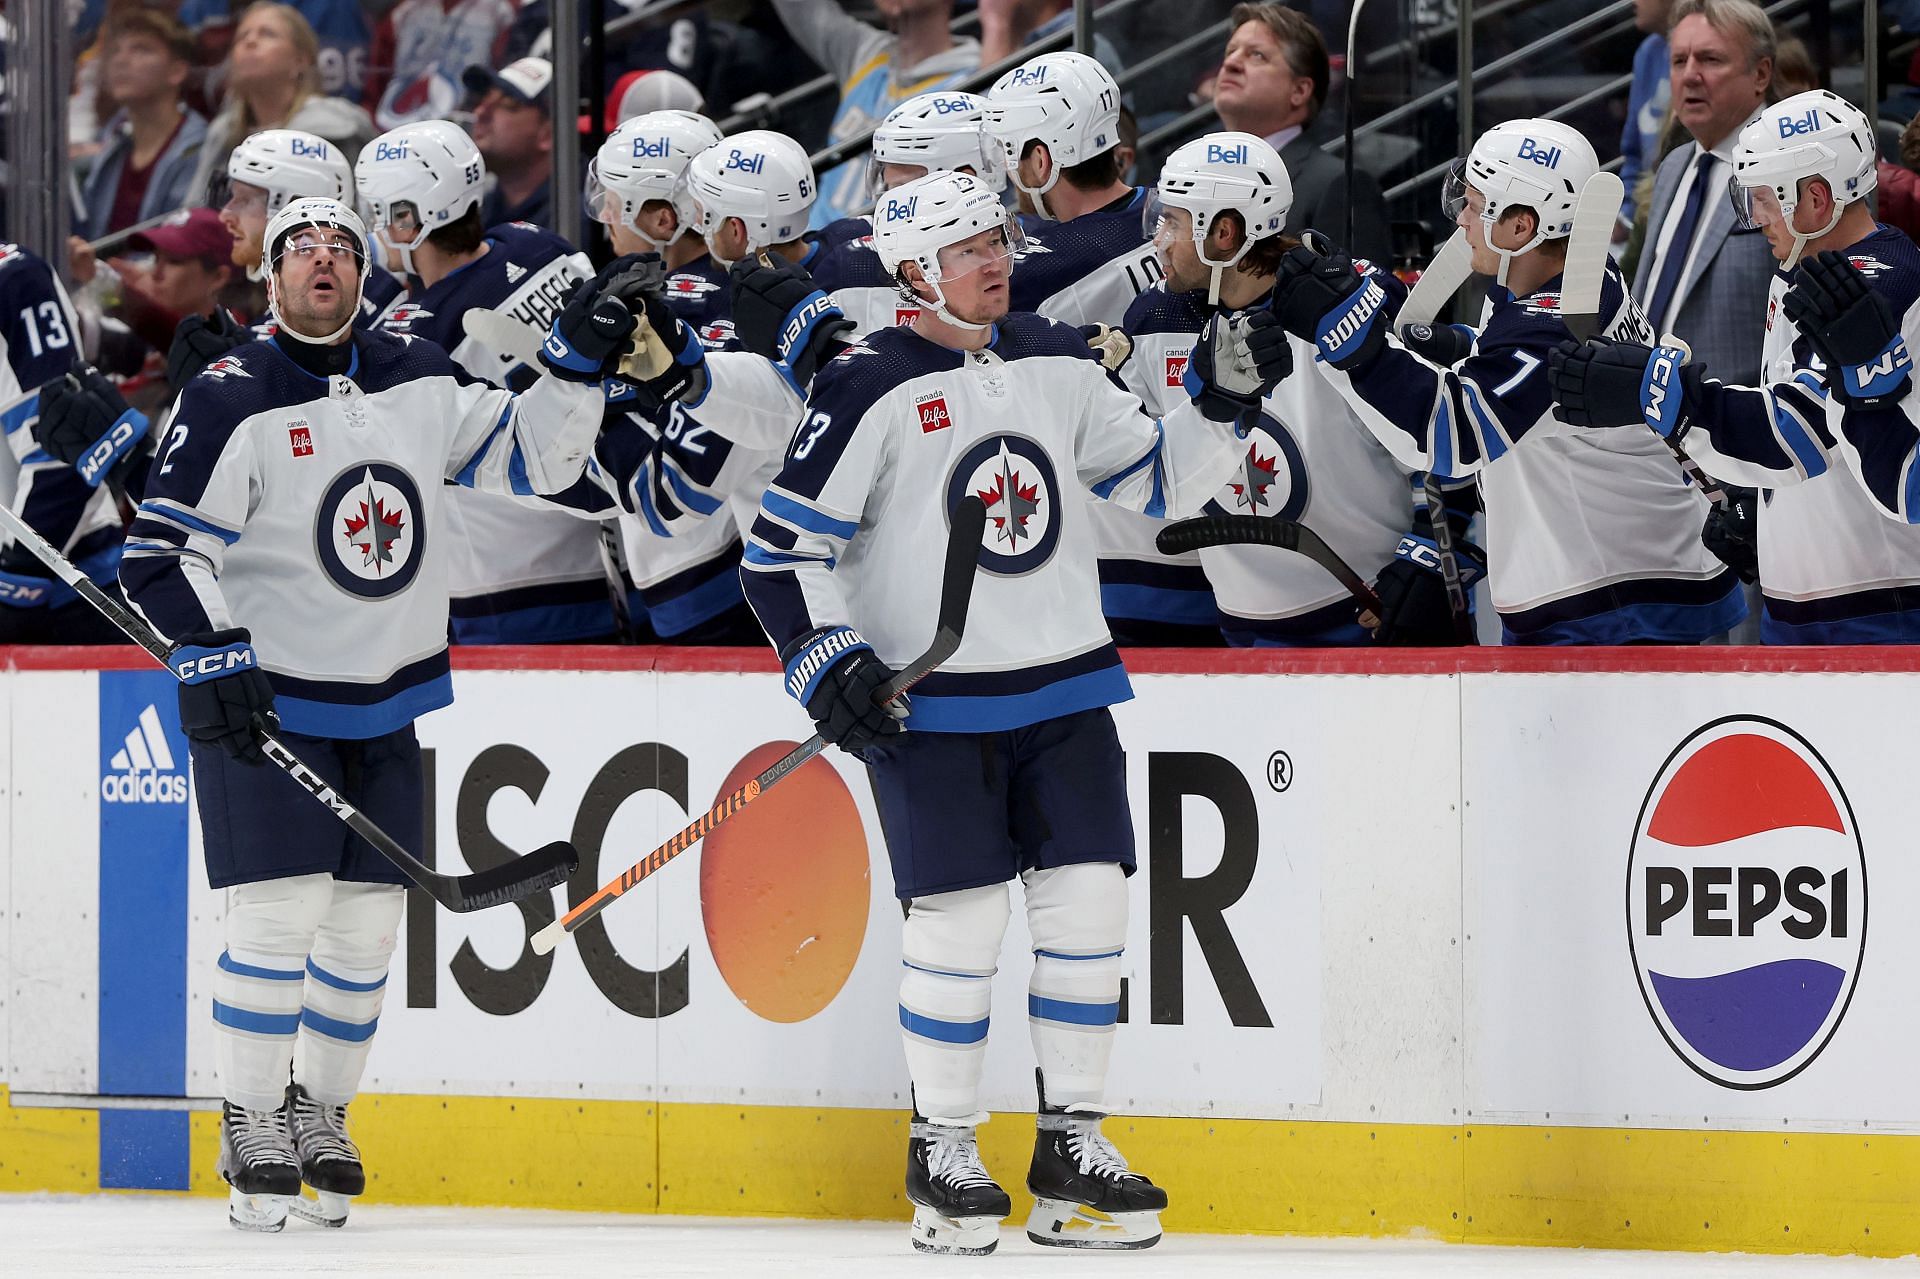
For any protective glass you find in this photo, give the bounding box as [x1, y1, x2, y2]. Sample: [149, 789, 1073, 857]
[277, 228, 364, 267]
[584, 158, 625, 227]
[1440, 158, 1473, 223]
[220, 180, 269, 219]
[864, 155, 930, 204]
[1728, 177, 1784, 231]
[933, 218, 1026, 282]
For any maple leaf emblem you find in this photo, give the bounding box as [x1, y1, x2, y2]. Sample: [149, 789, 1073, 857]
[976, 443, 1042, 547]
[340, 469, 406, 572]
[1230, 443, 1278, 510]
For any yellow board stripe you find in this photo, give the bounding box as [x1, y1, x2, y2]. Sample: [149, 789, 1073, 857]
[8, 1086, 1918, 1257]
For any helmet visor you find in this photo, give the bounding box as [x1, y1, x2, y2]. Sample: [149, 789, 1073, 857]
[1441, 158, 1472, 223]
[271, 226, 366, 273]
[1728, 176, 1785, 232]
[584, 158, 625, 227]
[932, 217, 1026, 283]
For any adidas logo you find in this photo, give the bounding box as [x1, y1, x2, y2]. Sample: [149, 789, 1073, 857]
[504, 261, 527, 284]
[101, 704, 188, 804]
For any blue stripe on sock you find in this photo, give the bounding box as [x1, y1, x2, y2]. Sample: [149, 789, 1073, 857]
[305, 960, 388, 993]
[899, 1005, 990, 1044]
[902, 960, 992, 980]
[300, 1007, 380, 1043]
[211, 1001, 300, 1036]
[1028, 995, 1121, 1027]
[218, 952, 304, 981]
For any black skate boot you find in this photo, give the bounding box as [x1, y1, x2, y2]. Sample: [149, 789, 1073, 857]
[217, 1099, 301, 1232]
[905, 1113, 1012, 1255]
[1025, 1073, 1168, 1249]
[286, 1083, 364, 1227]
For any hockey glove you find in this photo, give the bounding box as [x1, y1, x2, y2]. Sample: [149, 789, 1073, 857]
[1370, 520, 1487, 646]
[1184, 309, 1292, 424]
[1400, 322, 1476, 367]
[34, 369, 153, 491]
[172, 628, 278, 765]
[1783, 250, 1912, 406]
[1701, 484, 1759, 585]
[167, 307, 249, 388]
[539, 254, 661, 384]
[0, 543, 55, 609]
[1268, 242, 1390, 371]
[729, 256, 855, 391]
[1079, 323, 1133, 373]
[1548, 338, 1695, 437]
[783, 626, 906, 755]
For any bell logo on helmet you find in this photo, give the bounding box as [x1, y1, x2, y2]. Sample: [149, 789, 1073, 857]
[881, 194, 919, 223]
[1205, 142, 1249, 164]
[290, 138, 331, 159]
[1008, 65, 1049, 87]
[930, 95, 973, 114]
[1777, 108, 1823, 139]
[630, 136, 670, 159]
[1516, 137, 1562, 169]
[372, 140, 411, 162]
[723, 148, 765, 174]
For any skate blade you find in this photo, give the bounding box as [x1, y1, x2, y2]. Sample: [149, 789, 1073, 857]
[1025, 1199, 1162, 1249]
[909, 1205, 1002, 1255]
[226, 1188, 293, 1233]
[288, 1189, 351, 1228]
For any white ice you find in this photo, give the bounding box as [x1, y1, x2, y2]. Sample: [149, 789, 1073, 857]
[0, 1197, 1908, 1278]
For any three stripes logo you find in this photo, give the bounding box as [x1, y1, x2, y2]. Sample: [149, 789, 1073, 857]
[101, 704, 188, 804]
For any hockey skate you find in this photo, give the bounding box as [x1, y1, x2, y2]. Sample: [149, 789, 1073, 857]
[905, 1115, 1011, 1255]
[1025, 1077, 1167, 1249]
[217, 1100, 301, 1232]
[286, 1084, 365, 1227]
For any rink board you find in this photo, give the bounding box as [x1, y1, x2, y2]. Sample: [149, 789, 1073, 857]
[2, 646, 1919, 1256]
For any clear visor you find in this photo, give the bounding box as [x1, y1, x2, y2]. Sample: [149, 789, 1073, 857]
[865, 155, 931, 204]
[1729, 177, 1786, 231]
[931, 218, 1026, 283]
[367, 199, 425, 249]
[1143, 191, 1193, 260]
[220, 179, 269, 219]
[273, 227, 365, 270]
[584, 158, 625, 227]
[1441, 158, 1474, 222]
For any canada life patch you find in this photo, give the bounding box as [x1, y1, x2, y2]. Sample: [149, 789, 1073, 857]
[914, 390, 951, 433]
[1626, 716, 1867, 1089]
[895, 306, 921, 326]
[289, 422, 314, 457]
[1165, 351, 1191, 387]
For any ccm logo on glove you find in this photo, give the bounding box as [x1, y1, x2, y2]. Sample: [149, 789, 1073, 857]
[172, 644, 257, 683]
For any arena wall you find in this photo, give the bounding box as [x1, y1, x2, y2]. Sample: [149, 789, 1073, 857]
[1, 646, 1916, 1256]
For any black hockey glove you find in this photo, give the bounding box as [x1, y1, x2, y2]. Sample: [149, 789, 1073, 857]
[167, 307, 250, 389]
[538, 254, 657, 384]
[1548, 338, 1696, 437]
[34, 368, 153, 493]
[729, 256, 855, 391]
[1400, 322, 1476, 367]
[1268, 241, 1390, 371]
[172, 627, 278, 765]
[0, 543, 56, 610]
[1700, 485, 1759, 585]
[1783, 250, 1912, 407]
[783, 626, 905, 756]
[1184, 309, 1292, 424]
[1370, 514, 1487, 646]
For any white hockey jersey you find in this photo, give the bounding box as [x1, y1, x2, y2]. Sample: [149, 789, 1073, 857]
[811, 216, 921, 336]
[738, 313, 1241, 732]
[120, 328, 602, 738]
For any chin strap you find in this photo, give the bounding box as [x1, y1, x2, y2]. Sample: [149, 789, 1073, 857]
[1780, 203, 1846, 272]
[266, 264, 368, 346]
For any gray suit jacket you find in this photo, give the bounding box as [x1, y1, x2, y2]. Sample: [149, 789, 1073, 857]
[1633, 140, 1778, 385]
[1280, 135, 1391, 264]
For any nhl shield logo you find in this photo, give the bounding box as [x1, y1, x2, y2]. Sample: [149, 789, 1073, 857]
[1627, 716, 1867, 1089]
[944, 434, 1060, 576]
[315, 462, 426, 599]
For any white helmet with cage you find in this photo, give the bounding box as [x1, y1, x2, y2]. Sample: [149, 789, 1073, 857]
[263, 197, 372, 346]
[984, 51, 1122, 221]
[1148, 131, 1292, 304]
[1729, 89, 1878, 271]
[683, 130, 817, 264]
[873, 169, 1026, 332]
[1442, 118, 1595, 284]
[587, 110, 722, 249]
[354, 120, 486, 277]
[866, 91, 1004, 202]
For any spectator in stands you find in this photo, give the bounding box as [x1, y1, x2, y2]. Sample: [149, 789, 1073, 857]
[977, 0, 1125, 79]
[771, 0, 981, 229]
[177, 0, 376, 105]
[185, 3, 374, 205]
[366, 0, 515, 131]
[1634, 0, 1776, 385]
[603, 69, 705, 131]
[75, 10, 208, 242]
[1771, 35, 1818, 97]
[465, 57, 555, 229]
[76, 207, 235, 378]
[1877, 111, 1920, 243]
[1208, 3, 1390, 262]
[1619, 0, 1673, 230]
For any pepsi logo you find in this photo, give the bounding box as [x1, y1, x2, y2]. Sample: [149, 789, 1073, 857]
[1627, 716, 1867, 1090]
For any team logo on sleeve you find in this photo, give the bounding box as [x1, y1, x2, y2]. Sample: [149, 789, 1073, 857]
[315, 462, 426, 598]
[666, 274, 721, 299]
[945, 434, 1060, 575]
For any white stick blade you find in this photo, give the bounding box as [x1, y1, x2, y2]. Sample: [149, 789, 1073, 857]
[1399, 230, 1475, 330]
[529, 918, 567, 956]
[1560, 171, 1626, 327]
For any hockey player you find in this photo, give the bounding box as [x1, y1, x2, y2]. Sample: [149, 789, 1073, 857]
[1264, 119, 1746, 644]
[1550, 91, 1920, 642]
[1130, 133, 1458, 645]
[356, 119, 626, 644]
[737, 169, 1291, 1253]
[118, 197, 631, 1231]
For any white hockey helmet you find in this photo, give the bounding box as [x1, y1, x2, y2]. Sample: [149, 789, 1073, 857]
[263, 197, 372, 345]
[984, 51, 1122, 221]
[1443, 118, 1595, 282]
[866, 91, 1004, 201]
[684, 130, 816, 263]
[224, 129, 355, 216]
[873, 169, 1026, 332]
[1730, 90, 1878, 270]
[354, 120, 486, 277]
[586, 110, 723, 248]
[1148, 131, 1292, 304]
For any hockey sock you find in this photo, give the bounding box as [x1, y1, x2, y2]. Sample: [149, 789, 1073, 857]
[1023, 863, 1128, 1109]
[899, 883, 1011, 1121]
[294, 882, 404, 1105]
[215, 875, 333, 1112]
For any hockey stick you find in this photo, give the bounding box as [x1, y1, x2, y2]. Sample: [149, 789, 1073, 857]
[1343, 0, 1373, 249]
[1156, 515, 1383, 615]
[529, 494, 990, 956]
[1398, 230, 1474, 331]
[0, 501, 577, 913]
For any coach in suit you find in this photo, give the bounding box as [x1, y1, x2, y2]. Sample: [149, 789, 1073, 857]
[1634, 0, 1777, 385]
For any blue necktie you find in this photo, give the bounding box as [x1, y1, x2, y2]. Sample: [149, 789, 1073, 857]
[1646, 150, 1717, 336]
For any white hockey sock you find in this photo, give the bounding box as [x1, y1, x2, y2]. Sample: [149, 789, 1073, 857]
[215, 875, 333, 1112]
[1024, 864, 1128, 1109]
[294, 882, 404, 1106]
[899, 884, 1011, 1122]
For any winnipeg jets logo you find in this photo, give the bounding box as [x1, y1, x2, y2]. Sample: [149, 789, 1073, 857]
[698, 319, 736, 348]
[315, 461, 425, 598]
[1847, 255, 1890, 278]
[383, 303, 433, 328]
[1213, 416, 1306, 522]
[667, 274, 721, 298]
[1230, 441, 1278, 510]
[946, 433, 1060, 575]
[199, 356, 252, 380]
